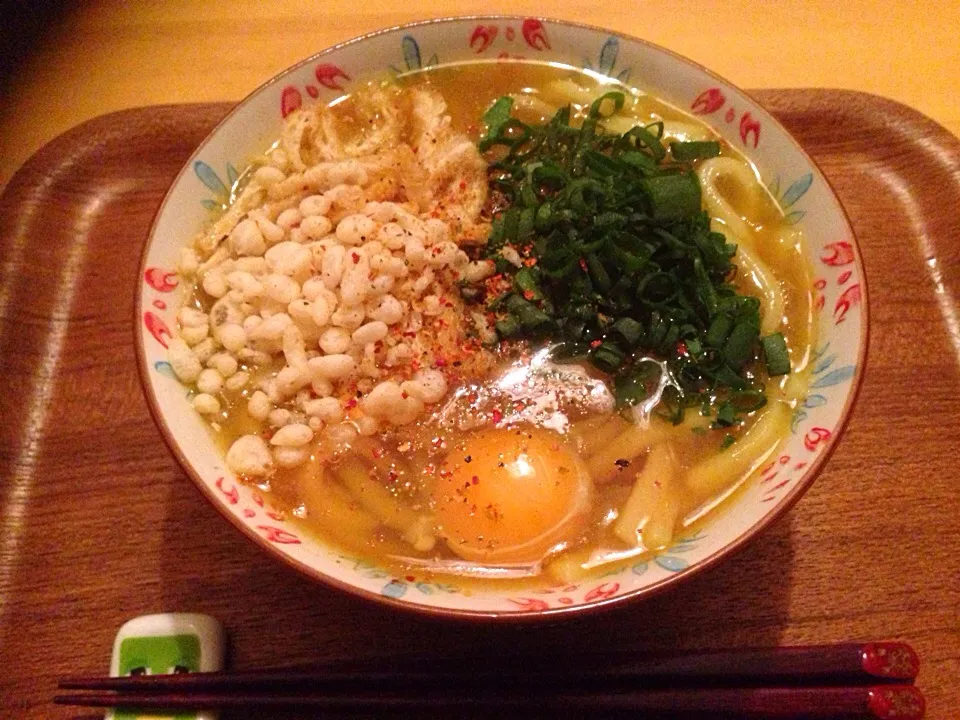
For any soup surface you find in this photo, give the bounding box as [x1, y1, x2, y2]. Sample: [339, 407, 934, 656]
[168, 60, 815, 586]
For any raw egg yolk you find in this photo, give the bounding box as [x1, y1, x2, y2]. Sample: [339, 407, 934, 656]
[432, 426, 592, 564]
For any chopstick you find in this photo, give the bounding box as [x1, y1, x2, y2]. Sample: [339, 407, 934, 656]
[58, 642, 919, 691]
[55, 643, 924, 718]
[54, 685, 926, 718]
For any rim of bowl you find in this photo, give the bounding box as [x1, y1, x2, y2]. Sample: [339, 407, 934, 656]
[135, 14, 869, 622]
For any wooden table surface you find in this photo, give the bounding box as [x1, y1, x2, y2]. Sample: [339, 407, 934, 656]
[3, 0, 960, 190]
[2, 3, 960, 717]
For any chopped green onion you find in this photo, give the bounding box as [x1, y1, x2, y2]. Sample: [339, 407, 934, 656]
[641, 171, 702, 222]
[588, 91, 626, 118]
[514, 266, 541, 299]
[714, 363, 748, 391]
[610, 317, 644, 348]
[723, 320, 759, 369]
[481, 96, 514, 141]
[590, 341, 626, 372]
[730, 389, 768, 413]
[471, 93, 780, 420]
[714, 402, 738, 427]
[622, 125, 666, 162]
[488, 214, 505, 250]
[670, 141, 721, 162]
[585, 253, 611, 292]
[518, 207, 536, 240]
[534, 202, 554, 231]
[502, 208, 520, 243]
[705, 314, 734, 348]
[762, 332, 791, 376]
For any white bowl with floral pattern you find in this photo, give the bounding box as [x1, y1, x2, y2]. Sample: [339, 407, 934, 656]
[136, 16, 867, 619]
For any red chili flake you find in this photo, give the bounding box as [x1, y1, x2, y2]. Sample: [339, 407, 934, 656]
[522, 290, 536, 301]
[459, 180, 467, 190]
[401, 391, 409, 399]
[590, 339, 603, 348]
[434, 357, 448, 367]
[579, 258, 588, 272]
[405, 575, 415, 582]
[491, 409, 503, 424]
[351, 252, 360, 264]
[372, 447, 385, 459]
[344, 398, 357, 409]
[523, 257, 537, 267]
[471, 475, 479, 485]
[677, 341, 688, 355]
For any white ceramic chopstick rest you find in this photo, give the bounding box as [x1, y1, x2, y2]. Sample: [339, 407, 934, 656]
[106, 612, 225, 720]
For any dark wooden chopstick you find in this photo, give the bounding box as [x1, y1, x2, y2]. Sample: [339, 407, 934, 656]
[55, 644, 924, 718]
[53, 685, 926, 718]
[58, 642, 919, 692]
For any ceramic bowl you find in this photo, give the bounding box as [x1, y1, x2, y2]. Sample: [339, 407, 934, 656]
[136, 16, 867, 619]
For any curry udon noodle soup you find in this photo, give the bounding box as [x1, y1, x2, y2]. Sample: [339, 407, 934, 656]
[167, 61, 814, 586]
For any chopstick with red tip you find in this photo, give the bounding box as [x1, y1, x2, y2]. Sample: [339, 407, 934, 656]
[55, 643, 924, 718]
[54, 685, 925, 718]
[58, 642, 919, 691]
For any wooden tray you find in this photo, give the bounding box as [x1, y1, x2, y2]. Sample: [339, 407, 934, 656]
[1, 90, 959, 717]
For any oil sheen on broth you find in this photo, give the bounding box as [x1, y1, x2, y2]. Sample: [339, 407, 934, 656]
[195, 60, 814, 586]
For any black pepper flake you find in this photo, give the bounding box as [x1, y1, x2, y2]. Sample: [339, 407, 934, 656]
[497, 462, 505, 468]
[464, 455, 472, 463]
[615, 458, 631, 469]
